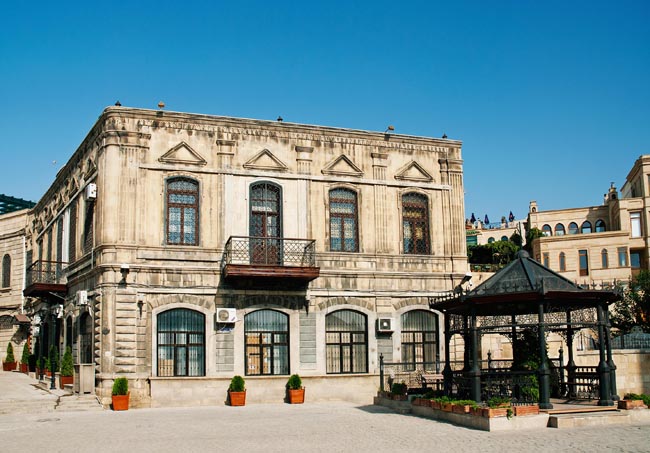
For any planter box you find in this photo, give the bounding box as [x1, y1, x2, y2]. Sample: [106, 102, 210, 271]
[288, 388, 305, 404]
[229, 390, 246, 406]
[514, 405, 539, 416]
[112, 393, 129, 411]
[618, 400, 647, 410]
[482, 407, 510, 418]
[431, 400, 442, 410]
[452, 404, 472, 414]
[20, 363, 28, 373]
[441, 402, 454, 412]
[2, 361, 16, 371]
[59, 375, 73, 389]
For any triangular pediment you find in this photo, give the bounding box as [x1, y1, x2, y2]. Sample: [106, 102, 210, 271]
[243, 149, 288, 172]
[394, 161, 433, 182]
[159, 142, 207, 166]
[321, 155, 364, 177]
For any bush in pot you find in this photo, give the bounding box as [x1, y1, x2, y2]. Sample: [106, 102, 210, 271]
[287, 374, 305, 404]
[111, 377, 130, 411]
[20, 344, 30, 373]
[3, 343, 16, 371]
[228, 375, 246, 406]
[59, 346, 74, 389]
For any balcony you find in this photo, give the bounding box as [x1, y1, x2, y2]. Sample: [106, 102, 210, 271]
[23, 260, 68, 298]
[222, 236, 319, 288]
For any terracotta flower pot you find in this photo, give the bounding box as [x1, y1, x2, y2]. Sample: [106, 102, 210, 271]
[112, 393, 130, 411]
[482, 407, 509, 418]
[229, 390, 246, 406]
[20, 363, 28, 373]
[2, 361, 16, 372]
[59, 375, 74, 389]
[288, 388, 305, 404]
[452, 404, 471, 414]
[618, 400, 646, 410]
[514, 404, 539, 416]
[431, 400, 442, 410]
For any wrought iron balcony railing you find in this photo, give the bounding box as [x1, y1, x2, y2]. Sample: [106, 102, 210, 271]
[222, 236, 316, 268]
[25, 260, 68, 287]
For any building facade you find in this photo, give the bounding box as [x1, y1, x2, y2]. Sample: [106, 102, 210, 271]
[17, 107, 467, 407]
[528, 155, 650, 286]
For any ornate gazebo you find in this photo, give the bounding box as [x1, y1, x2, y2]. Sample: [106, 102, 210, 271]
[430, 250, 620, 409]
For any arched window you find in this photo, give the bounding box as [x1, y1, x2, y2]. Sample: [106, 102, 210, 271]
[542, 224, 552, 236]
[157, 308, 205, 376]
[581, 221, 592, 234]
[555, 224, 565, 236]
[326, 310, 367, 374]
[601, 249, 609, 269]
[595, 220, 606, 232]
[402, 193, 430, 254]
[401, 310, 438, 371]
[245, 310, 288, 375]
[1, 254, 10, 288]
[568, 222, 579, 234]
[329, 188, 359, 252]
[500, 236, 509, 242]
[559, 252, 566, 272]
[250, 182, 282, 264]
[166, 178, 199, 245]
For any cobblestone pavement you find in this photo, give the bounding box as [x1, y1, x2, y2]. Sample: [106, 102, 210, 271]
[1, 401, 649, 452]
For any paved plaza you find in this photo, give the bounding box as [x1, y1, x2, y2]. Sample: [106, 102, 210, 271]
[1, 372, 649, 452]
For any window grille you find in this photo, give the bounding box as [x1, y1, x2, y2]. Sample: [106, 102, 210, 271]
[244, 310, 289, 375]
[157, 308, 205, 377]
[166, 178, 199, 245]
[326, 310, 367, 374]
[400, 310, 438, 371]
[329, 189, 358, 252]
[1, 254, 10, 288]
[402, 193, 430, 254]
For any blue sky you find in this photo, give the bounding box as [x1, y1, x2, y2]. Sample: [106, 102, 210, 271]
[1, 0, 648, 222]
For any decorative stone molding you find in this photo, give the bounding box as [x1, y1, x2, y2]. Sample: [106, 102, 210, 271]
[395, 161, 434, 182]
[322, 155, 364, 177]
[243, 149, 289, 172]
[158, 141, 207, 166]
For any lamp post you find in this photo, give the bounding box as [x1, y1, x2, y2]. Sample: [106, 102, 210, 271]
[49, 305, 62, 390]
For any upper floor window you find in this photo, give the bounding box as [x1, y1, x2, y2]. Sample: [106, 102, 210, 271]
[631, 250, 642, 269]
[326, 310, 367, 374]
[581, 221, 592, 234]
[329, 188, 359, 252]
[630, 212, 642, 238]
[245, 310, 289, 376]
[1, 254, 10, 288]
[487, 237, 495, 243]
[542, 224, 552, 236]
[555, 224, 565, 236]
[402, 193, 430, 254]
[250, 182, 282, 239]
[83, 202, 94, 254]
[618, 247, 628, 267]
[68, 201, 77, 262]
[568, 222, 579, 235]
[166, 178, 199, 246]
[579, 250, 589, 276]
[595, 220, 606, 233]
[501, 236, 508, 241]
[543, 252, 549, 268]
[157, 308, 205, 377]
[559, 252, 566, 272]
[601, 249, 609, 269]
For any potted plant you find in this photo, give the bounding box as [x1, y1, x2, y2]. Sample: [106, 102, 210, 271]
[20, 344, 30, 373]
[48, 345, 59, 378]
[59, 346, 74, 389]
[228, 375, 246, 406]
[3, 343, 16, 371]
[618, 393, 648, 410]
[44, 357, 51, 377]
[390, 382, 408, 401]
[111, 377, 130, 411]
[287, 374, 305, 404]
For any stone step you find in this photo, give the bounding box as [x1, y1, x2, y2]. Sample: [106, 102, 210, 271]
[548, 410, 650, 428]
[0, 400, 56, 415]
[56, 395, 104, 412]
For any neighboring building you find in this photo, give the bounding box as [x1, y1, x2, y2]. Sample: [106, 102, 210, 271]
[15, 106, 467, 407]
[0, 208, 30, 364]
[528, 155, 650, 286]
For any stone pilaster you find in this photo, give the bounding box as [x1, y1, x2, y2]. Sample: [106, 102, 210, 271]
[372, 152, 389, 253]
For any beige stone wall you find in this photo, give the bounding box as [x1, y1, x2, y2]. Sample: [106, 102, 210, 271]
[575, 349, 650, 396]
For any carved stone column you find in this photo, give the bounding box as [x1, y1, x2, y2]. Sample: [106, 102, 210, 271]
[372, 151, 388, 253]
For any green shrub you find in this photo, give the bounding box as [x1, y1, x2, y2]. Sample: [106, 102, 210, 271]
[44, 357, 50, 371]
[112, 377, 129, 396]
[390, 382, 407, 396]
[38, 356, 46, 370]
[625, 393, 650, 406]
[5, 343, 15, 363]
[21, 344, 30, 364]
[229, 375, 245, 392]
[287, 374, 302, 390]
[487, 396, 512, 408]
[454, 399, 479, 409]
[48, 345, 59, 373]
[60, 347, 73, 377]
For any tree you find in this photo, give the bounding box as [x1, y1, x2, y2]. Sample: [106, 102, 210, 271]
[524, 227, 545, 254]
[610, 270, 650, 334]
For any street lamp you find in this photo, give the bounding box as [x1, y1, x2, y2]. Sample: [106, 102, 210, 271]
[49, 305, 62, 390]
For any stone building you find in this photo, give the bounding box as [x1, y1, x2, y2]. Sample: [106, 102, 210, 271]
[17, 106, 467, 407]
[527, 155, 650, 286]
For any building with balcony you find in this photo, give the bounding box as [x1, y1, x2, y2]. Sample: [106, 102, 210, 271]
[527, 155, 650, 286]
[10, 106, 467, 407]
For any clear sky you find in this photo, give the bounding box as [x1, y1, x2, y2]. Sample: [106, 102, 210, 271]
[1, 0, 648, 222]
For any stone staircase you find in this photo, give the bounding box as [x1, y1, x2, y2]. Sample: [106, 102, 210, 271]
[55, 394, 104, 412]
[0, 397, 57, 415]
[547, 406, 650, 428]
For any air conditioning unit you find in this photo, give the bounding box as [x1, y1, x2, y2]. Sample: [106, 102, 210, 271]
[76, 290, 88, 306]
[85, 183, 97, 200]
[215, 308, 237, 324]
[377, 317, 393, 333]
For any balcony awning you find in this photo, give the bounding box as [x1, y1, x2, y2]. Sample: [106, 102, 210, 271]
[13, 313, 31, 324]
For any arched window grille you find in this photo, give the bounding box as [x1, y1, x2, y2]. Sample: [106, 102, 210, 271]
[245, 310, 289, 375]
[326, 310, 367, 373]
[401, 310, 439, 371]
[157, 308, 205, 377]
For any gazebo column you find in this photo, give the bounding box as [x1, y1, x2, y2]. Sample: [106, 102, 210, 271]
[604, 309, 619, 401]
[442, 313, 453, 396]
[565, 310, 577, 398]
[537, 301, 552, 409]
[596, 303, 614, 406]
[469, 307, 481, 403]
[462, 316, 470, 372]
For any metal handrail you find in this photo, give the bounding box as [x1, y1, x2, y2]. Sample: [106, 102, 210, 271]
[222, 236, 316, 267]
[25, 260, 68, 286]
